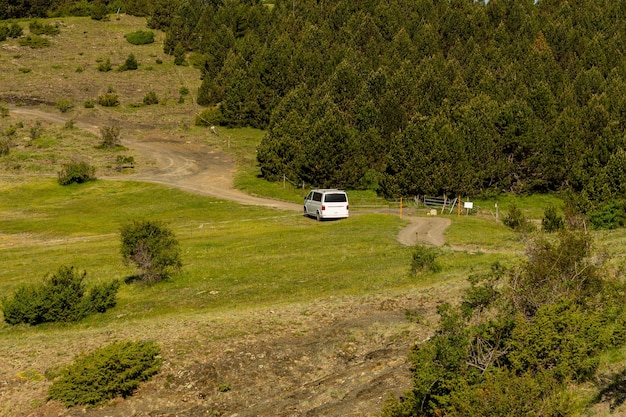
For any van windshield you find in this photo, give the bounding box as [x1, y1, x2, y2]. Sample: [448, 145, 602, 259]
[324, 193, 347, 203]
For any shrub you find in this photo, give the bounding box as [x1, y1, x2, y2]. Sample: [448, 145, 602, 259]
[84, 98, 95, 108]
[2, 266, 119, 325]
[8, 23, 23, 38]
[97, 58, 112, 72]
[97, 93, 119, 107]
[90, 0, 109, 21]
[195, 107, 224, 127]
[56, 99, 73, 113]
[410, 244, 441, 274]
[0, 136, 11, 156]
[29, 121, 42, 140]
[118, 53, 138, 71]
[57, 159, 96, 185]
[125, 30, 154, 45]
[115, 155, 135, 171]
[0, 25, 7, 42]
[29, 20, 61, 36]
[503, 201, 533, 232]
[173, 42, 186, 66]
[143, 91, 159, 105]
[542, 204, 565, 232]
[19, 35, 51, 48]
[120, 220, 182, 283]
[589, 201, 626, 230]
[47, 341, 161, 407]
[0, 106, 8, 117]
[97, 125, 122, 149]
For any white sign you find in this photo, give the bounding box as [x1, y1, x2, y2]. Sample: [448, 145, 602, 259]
[464, 202, 473, 209]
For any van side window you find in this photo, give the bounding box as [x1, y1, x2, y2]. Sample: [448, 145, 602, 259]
[313, 192, 322, 202]
[324, 193, 347, 203]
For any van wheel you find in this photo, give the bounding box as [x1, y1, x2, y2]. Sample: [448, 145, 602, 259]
[316, 211, 321, 221]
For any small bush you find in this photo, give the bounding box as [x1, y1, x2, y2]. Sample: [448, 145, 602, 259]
[18, 67, 31, 73]
[8, 23, 23, 38]
[143, 91, 159, 105]
[90, 0, 109, 21]
[98, 125, 122, 149]
[84, 98, 95, 108]
[504, 201, 533, 232]
[97, 58, 112, 72]
[2, 266, 119, 325]
[19, 35, 51, 48]
[125, 30, 154, 45]
[29, 20, 61, 36]
[120, 220, 182, 283]
[0, 25, 7, 42]
[0, 136, 11, 156]
[195, 107, 224, 127]
[115, 155, 135, 171]
[410, 244, 441, 274]
[30, 121, 42, 140]
[542, 204, 565, 232]
[0, 106, 8, 117]
[58, 160, 97, 185]
[173, 43, 186, 66]
[56, 99, 74, 113]
[118, 53, 138, 71]
[589, 201, 626, 230]
[47, 340, 161, 407]
[97, 93, 119, 107]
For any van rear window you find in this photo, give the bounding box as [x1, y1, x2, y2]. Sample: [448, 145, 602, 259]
[324, 193, 347, 203]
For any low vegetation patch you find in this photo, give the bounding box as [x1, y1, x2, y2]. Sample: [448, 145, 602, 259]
[2, 265, 119, 325]
[143, 91, 159, 105]
[383, 231, 626, 416]
[97, 92, 119, 107]
[57, 159, 97, 185]
[118, 53, 138, 71]
[125, 30, 154, 45]
[19, 34, 51, 48]
[56, 99, 73, 113]
[410, 244, 441, 274]
[28, 20, 61, 36]
[47, 340, 161, 407]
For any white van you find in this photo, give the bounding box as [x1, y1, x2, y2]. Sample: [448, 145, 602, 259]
[304, 189, 349, 221]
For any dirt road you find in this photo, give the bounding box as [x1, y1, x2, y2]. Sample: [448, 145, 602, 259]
[8, 106, 449, 246]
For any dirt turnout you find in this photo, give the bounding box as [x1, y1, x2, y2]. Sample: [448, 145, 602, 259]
[3, 106, 452, 417]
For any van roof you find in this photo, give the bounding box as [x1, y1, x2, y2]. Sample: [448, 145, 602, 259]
[311, 189, 346, 193]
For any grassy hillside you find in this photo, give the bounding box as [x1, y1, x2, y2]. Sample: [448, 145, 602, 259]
[2, 15, 626, 417]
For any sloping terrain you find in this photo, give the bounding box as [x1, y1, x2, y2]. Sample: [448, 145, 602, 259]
[0, 15, 454, 416]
